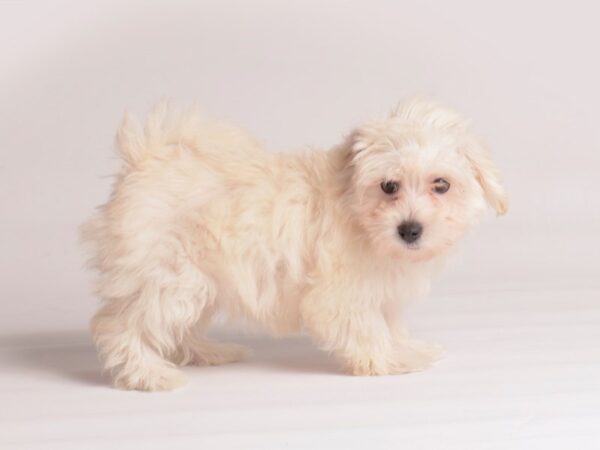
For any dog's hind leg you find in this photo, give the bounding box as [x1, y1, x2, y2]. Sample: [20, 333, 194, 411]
[89, 235, 218, 391]
[91, 269, 215, 391]
[92, 302, 187, 391]
[175, 308, 249, 367]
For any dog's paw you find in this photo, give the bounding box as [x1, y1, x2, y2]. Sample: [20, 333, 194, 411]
[187, 341, 249, 366]
[349, 360, 391, 376]
[113, 366, 187, 391]
[348, 341, 444, 376]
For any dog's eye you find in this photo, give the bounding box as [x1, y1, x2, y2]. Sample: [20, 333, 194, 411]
[380, 180, 399, 195]
[433, 178, 450, 194]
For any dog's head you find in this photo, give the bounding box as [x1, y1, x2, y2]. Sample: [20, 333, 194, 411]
[343, 99, 507, 262]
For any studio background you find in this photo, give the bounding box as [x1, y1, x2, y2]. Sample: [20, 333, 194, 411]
[1, 1, 599, 449]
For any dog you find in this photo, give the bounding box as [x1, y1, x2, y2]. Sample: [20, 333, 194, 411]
[81, 99, 507, 390]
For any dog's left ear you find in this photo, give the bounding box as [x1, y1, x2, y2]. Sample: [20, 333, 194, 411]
[461, 136, 508, 215]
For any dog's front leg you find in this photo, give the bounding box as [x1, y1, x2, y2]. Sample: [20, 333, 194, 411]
[383, 301, 445, 371]
[300, 282, 425, 376]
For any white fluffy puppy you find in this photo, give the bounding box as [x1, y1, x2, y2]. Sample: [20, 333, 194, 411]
[82, 99, 507, 390]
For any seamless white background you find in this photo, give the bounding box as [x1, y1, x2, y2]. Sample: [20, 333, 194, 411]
[1, 1, 599, 449]
[1, 0, 599, 333]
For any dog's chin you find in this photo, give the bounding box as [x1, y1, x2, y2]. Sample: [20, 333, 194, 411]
[394, 241, 442, 263]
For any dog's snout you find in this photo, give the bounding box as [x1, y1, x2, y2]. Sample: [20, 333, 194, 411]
[398, 221, 423, 244]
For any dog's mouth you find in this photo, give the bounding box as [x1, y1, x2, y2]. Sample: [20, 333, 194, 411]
[405, 242, 421, 251]
[401, 240, 437, 261]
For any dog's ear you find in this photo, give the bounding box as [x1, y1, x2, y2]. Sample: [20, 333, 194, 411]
[348, 127, 375, 156]
[393, 98, 507, 215]
[344, 123, 389, 162]
[335, 127, 376, 172]
[461, 136, 508, 215]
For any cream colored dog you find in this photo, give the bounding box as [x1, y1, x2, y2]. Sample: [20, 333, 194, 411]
[82, 99, 507, 390]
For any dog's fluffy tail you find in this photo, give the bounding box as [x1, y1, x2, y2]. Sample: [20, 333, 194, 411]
[115, 101, 193, 169]
[115, 101, 264, 170]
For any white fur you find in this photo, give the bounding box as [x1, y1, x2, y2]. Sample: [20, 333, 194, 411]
[81, 99, 507, 390]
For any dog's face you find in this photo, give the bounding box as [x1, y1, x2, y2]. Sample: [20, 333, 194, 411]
[346, 100, 507, 262]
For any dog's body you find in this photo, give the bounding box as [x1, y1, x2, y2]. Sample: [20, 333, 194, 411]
[82, 99, 507, 390]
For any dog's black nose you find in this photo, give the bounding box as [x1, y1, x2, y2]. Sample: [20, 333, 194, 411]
[398, 221, 423, 244]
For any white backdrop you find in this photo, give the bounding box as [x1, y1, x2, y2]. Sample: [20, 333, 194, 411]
[1, 2, 599, 448]
[1, 1, 598, 334]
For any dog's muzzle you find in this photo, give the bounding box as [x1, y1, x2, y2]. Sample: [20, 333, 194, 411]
[398, 221, 423, 244]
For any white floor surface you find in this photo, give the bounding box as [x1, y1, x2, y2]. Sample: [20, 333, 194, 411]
[2, 285, 599, 450]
